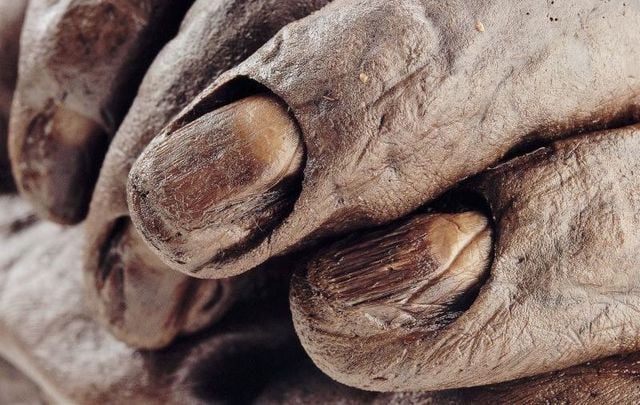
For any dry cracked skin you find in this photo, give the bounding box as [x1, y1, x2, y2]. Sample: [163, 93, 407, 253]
[125, 0, 640, 393]
[291, 125, 640, 390]
[3, 0, 640, 399]
[2, 195, 640, 404]
[0, 195, 298, 404]
[129, 0, 640, 278]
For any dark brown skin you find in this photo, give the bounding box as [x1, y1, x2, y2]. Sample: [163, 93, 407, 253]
[129, 0, 640, 278]
[2, 195, 640, 404]
[291, 125, 640, 391]
[0, 0, 27, 191]
[83, 0, 330, 348]
[8, 0, 191, 223]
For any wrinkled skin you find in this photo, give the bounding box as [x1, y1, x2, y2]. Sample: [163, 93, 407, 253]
[0, 196, 297, 404]
[125, 1, 640, 391]
[292, 125, 640, 390]
[127, 0, 640, 390]
[1, 196, 640, 404]
[4, 0, 640, 400]
[133, 0, 640, 277]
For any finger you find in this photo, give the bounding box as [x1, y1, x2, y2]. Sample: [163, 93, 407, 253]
[128, 94, 303, 276]
[129, 0, 640, 279]
[4, 196, 640, 404]
[84, 0, 330, 347]
[8, 0, 190, 223]
[291, 210, 494, 391]
[290, 124, 640, 391]
[372, 352, 640, 404]
[443, 353, 640, 404]
[88, 216, 251, 349]
[295, 210, 492, 336]
[0, 201, 296, 403]
[0, 0, 27, 190]
[0, 197, 640, 404]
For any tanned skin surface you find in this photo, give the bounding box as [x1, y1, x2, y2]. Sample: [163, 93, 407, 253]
[127, 0, 640, 392]
[292, 125, 640, 390]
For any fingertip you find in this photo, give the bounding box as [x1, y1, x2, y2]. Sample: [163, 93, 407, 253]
[11, 105, 108, 223]
[290, 211, 493, 390]
[128, 94, 303, 277]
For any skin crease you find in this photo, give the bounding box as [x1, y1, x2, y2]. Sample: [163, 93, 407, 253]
[291, 126, 640, 391]
[3, 2, 635, 400]
[135, 0, 640, 278]
[1, 195, 640, 404]
[8, 0, 191, 224]
[83, 0, 330, 348]
[0, 0, 27, 190]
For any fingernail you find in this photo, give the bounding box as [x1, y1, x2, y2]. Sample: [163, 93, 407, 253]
[295, 211, 492, 335]
[128, 94, 303, 276]
[12, 105, 108, 223]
